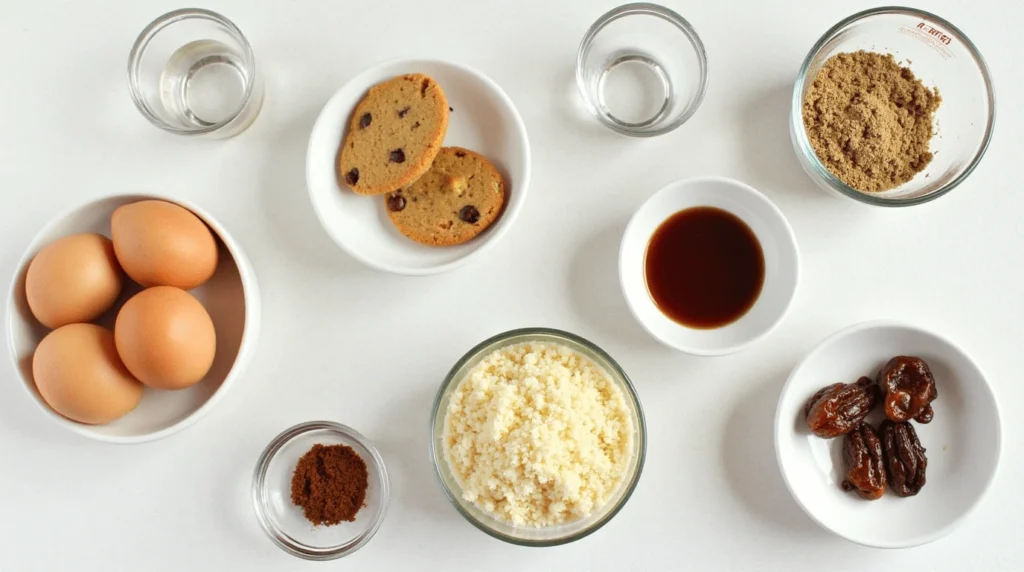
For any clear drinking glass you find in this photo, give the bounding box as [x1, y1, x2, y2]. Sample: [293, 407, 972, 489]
[128, 8, 263, 138]
[576, 3, 708, 137]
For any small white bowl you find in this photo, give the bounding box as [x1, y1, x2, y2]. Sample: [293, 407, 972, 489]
[306, 58, 531, 276]
[774, 320, 1002, 548]
[6, 194, 261, 443]
[619, 176, 799, 355]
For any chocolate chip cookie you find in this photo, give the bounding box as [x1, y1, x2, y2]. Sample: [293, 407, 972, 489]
[384, 147, 507, 246]
[339, 73, 449, 196]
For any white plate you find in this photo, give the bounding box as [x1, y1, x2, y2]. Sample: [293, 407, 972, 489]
[619, 176, 799, 355]
[6, 194, 261, 443]
[306, 59, 531, 275]
[774, 320, 1002, 548]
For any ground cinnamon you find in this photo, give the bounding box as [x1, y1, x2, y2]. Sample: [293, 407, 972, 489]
[802, 51, 941, 193]
[290, 443, 368, 526]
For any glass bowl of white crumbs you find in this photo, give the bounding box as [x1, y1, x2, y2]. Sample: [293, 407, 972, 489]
[429, 327, 647, 546]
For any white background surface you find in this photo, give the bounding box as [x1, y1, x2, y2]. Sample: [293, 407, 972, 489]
[0, 0, 1019, 570]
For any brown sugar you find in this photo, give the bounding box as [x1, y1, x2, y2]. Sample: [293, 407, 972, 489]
[290, 443, 368, 526]
[802, 51, 941, 193]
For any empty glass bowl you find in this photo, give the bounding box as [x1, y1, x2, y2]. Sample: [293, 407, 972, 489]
[429, 328, 647, 546]
[791, 7, 995, 206]
[252, 421, 389, 560]
[128, 8, 263, 138]
[576, 3, 708, 137]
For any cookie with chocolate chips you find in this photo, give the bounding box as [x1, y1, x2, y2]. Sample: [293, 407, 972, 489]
[338, 73, 449, 195]
[384, 147, 507, 246]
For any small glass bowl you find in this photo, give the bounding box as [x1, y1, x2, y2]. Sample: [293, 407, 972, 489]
[791, 7, 995, 206]
[252, 421, 389, 561]
[128, 8, 263, 138]
[430, 328, 647, 546]
[576, 3, 708, 137]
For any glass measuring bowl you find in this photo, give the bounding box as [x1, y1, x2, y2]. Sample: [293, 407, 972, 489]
[791, 7, 995, 206]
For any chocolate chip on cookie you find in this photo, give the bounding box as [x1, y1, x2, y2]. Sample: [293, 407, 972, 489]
[345, 168, 359, 185]
[387, 193, 406, 212]
[459, 205, 480, 224]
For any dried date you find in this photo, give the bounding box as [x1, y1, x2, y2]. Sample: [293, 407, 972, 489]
[877, 356, 937, 423]
[804, 377, 882, 438]
[841, 422, 886, 500]
[880, 420, 927, 497]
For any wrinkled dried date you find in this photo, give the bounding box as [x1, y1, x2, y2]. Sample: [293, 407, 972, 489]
[803, 356, 935, 502]
[805, 377, 881, 438]
[877, 356, 937, 423]
[841, 422, 886, 500]
[881, 420, 927, 497]
[915, 405, 934, 424]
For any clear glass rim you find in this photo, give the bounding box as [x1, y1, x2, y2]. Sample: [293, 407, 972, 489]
[791, 6, 996, 207]
[576, 2, 709, 137]
[429, 327, 648, 547]
[127, 8, 257, 135]
[251, 420, 390, 561]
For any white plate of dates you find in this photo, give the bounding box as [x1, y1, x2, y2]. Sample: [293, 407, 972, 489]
[774, 320, 1001, 548]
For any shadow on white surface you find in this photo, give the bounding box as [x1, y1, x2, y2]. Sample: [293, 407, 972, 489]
[220, 449, 275, 557]
[0, 356, 68, 445]
[721, 371, 831, 538]
[256, 104, 370, 275]
[737, 83, 832, 206]
[56, 45, 141, 145]
[568, 221, 657, 351]
[376, 381, 459, 524]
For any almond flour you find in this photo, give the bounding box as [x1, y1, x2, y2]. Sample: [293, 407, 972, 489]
[442, 342, 632, 527]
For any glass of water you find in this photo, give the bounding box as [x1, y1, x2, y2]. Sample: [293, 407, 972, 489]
[576, 3, 708, 137]
[128, 9, 263, 138]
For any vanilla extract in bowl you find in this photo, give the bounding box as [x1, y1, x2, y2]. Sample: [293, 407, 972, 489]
[644, 207, 765, 328]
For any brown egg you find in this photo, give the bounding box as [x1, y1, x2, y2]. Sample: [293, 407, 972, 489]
[32, 323, 144, 424]
[114, 286, 216, 390]
[111, 200, 219, 290]
[25, 233, 123, 329]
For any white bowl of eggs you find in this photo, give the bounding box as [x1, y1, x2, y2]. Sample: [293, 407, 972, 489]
[6, 194, 260, 443]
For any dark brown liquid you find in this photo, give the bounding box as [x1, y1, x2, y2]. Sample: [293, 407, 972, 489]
[645, 207, 765, 329]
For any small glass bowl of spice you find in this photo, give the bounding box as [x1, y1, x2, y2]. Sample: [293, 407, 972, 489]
[791, 7, 994, 206]
[252, 421, 389, 560]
